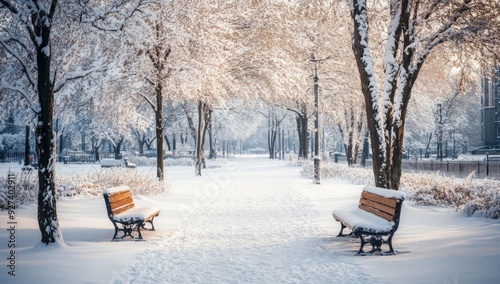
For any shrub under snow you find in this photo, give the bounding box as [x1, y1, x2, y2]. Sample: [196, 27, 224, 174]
[0, 168, 168, 210]
[301, 161, 500, 219]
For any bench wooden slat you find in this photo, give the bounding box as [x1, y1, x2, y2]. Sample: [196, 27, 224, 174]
[360, 198, 397, 217]
[110, 198, 134, 210]
[108, 191, 133, 203]
[361, 191, 397, 208]
[358, 204, 394, 221]
[112, 203, 135, 215]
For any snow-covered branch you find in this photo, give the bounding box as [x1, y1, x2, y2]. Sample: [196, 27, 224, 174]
[0, 38, 36, 90]
[53, 65, 106, 94]
[85, 0, 155, 32]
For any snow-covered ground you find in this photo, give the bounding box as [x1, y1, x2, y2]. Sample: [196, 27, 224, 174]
[1, 155, 499, 283]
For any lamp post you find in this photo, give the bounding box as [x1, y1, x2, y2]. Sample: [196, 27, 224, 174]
[437, 103, 443, 161]
[310, 53, 321, 184]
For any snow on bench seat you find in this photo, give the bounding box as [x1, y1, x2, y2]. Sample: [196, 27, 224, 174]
[111, 206, 161, 224]
[332, 206, 395, 234]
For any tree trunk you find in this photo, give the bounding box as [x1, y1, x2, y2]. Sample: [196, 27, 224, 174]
[195, 101, 212, 175]
[113, 137, 124, 159]
[425, 132, 432, 158]
[349, 1, 389, 188]
[208, 122, 217, 159]
[183, 104, 198, 143]
[155, 85, 164, 181]
[165, 134, 171, 151]
[92, 137, 102, 162]
[296, 114, 308, 159]
[59, 131, 64, 156]
[135, 131, 146, 155]
[34, 11, 62, 243]
[201, 105, 211, 168]
[361, 129, 369, 167]
[24, 125, 30, 166]
[81, 131, 86, 152]
[146, 137, 155, 151]
[196, 101, 204, 176]
[349, 0, 421, 190]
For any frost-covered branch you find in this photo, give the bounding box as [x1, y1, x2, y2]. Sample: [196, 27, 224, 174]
[53, 65, 106, 93]
[1, 83, 38, 114]
[136, 92, 156, 111]
[0, 39, 36, 89]
[86, 0, 155, 32]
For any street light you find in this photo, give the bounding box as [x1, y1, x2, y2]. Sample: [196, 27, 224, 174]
[437, 103, 443, 161]
[310, 53, 321, 185]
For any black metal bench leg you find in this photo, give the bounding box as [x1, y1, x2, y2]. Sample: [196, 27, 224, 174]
[356, 234, 368, 255]
[385, 233, 395, 254]
[140, 215, 158, 231]
[111, 222, 120, 241]
[337, 223, 347, 237]
[136, 224, 144, 240]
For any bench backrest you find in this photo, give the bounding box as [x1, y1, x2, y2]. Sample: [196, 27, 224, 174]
[358, 190, 403, 222]
[103, 187, 135, 217]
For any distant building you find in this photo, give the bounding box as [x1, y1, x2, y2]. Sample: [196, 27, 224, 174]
[481, 66, 500, 147]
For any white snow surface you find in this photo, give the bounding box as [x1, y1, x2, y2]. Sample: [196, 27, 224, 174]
[363, 185, 406, 199]
[1, 155, 500, 284]
[111, 206, 160, 222]
[103, 185, 131, 195]
[332, 208, 395, 233]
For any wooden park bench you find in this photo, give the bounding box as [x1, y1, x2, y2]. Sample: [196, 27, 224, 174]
[100, 158, 136, 168]
[123, 158, 136, 168]
[332, 186, 405, 255]
[100, 158, 122, 168]
[103, 186, 160, 241]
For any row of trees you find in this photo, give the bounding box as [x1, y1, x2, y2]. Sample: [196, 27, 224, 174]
[1, 0, 498, 245]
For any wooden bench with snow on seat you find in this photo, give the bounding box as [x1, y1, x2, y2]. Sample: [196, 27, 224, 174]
[332, 186, 405, 255]
[103, 186, 160, 241]
[100, 158, 122, 168]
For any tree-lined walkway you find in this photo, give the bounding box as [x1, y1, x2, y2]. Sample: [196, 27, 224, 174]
[111, 157, 369, 283]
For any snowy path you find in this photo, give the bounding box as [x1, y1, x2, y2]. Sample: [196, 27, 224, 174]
[111, 158, 370, 283]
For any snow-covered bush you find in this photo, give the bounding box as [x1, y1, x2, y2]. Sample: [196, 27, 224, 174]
[288, 156, 314, 168]
[0, 168, 168, 210]
[128, 156, 196, 167]
[300, 161, 374, 185]
[164, 157, 195, 167]
[301, 162, 500, 219]
[127, 156, 158, 167]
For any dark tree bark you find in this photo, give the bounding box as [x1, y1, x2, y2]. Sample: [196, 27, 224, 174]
[155, 84, 164, 180]
[296, 114, 309, 159]
[165, 134, 171, 151]
[425, 133, 433, 158]
[208, 121, 217, 159]
[195, 101, 212, 176]
[112, 136, 124, 160]
[182, 104, 198, 143]
[134, 130, 147, 155]
[59, 131, 64, 156]
[24, 125, 30, 166]
[141, 20, 171, 181]
[92, 137, 102, 162]
[21, 1, 63, 245]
